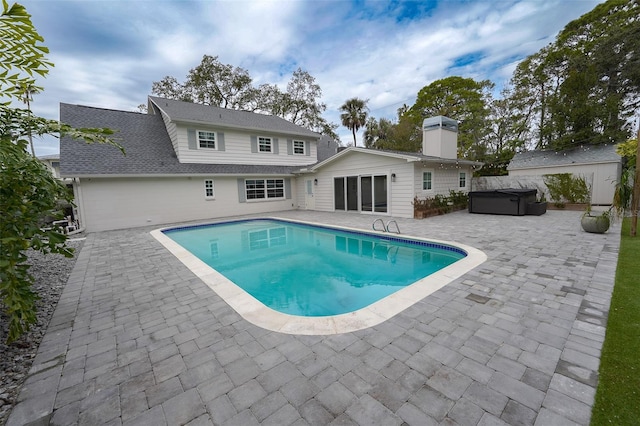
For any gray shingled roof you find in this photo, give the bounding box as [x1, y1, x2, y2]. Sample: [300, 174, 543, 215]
[149, 96, 320, 139]
[508, 144, 621, 170]
[59, 103, 302, 177]
[316, 135, 340, 162]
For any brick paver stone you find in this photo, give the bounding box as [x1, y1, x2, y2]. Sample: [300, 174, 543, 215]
[6, 211, 620, 426]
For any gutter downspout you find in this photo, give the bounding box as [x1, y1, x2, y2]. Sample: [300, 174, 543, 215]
[72, 177, 87, 233]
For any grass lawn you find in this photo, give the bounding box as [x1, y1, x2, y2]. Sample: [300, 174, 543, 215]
[591, 218, 640, 425]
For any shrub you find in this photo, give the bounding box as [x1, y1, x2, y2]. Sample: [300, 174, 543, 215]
[543, 173, 590, 205]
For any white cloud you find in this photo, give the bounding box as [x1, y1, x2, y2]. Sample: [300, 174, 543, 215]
[27, 0, 603, 152]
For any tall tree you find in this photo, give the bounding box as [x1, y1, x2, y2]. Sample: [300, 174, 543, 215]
[363, 115, 421, 152]
[509, 0, 640, 150]
[269, 68, 339, 140]
[0, 1, 118, 343]
[339, 97, 369, 146]
[186, 55, 254, 109]
[151, 59, 339, 139]
[407, 76, 494, 159]
[363, 117, 392, 148]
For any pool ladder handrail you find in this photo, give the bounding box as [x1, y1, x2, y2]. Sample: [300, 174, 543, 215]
[387, 220, 401, 234]
[372, 218, 401, 234]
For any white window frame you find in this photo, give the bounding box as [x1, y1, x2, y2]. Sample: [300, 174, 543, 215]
[459, 171, 467, 189]
[204, 179, 215, 199]
[258, 136, 272, 153]
[422, 170, 433, 191]
[198, 130, 216, 149]
[245, 178, 285, 201]
[248, 227, 287, 250]
[293, 140, 305, 155]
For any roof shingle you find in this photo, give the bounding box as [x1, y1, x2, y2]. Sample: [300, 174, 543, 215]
[149, 96, 320, 139]
[59, 103, 304, 177]
[508, 144, 621, 170]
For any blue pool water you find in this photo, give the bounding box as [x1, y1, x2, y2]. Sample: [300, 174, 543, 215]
[163, 219, 466, 316]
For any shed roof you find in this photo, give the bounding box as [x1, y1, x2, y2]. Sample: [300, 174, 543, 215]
[508, 144, 621, 170]
[149, 96, 320, 139]
[59, 103, 302, 177]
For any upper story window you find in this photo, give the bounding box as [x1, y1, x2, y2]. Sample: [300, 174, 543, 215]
[422, 171, 433, 190]
[258, 137, 272, 153]
[198, 131, 216, 149]
[293, 140, 305, 155]
[459, 172, 467, 188]
[204, 179, 215, 199]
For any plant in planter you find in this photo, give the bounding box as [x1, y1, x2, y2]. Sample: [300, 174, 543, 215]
[581, 165, 633, 234]
[581, 206, 613, 234]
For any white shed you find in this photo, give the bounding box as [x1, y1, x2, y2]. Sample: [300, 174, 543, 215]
[507, 144, 622, 205]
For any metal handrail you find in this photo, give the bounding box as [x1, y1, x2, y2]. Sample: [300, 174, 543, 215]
[372, 218, 386, 232]
[386, 220, 401, 234]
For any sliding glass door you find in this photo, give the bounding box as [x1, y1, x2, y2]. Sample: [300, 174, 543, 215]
[334, 174, 388, 214]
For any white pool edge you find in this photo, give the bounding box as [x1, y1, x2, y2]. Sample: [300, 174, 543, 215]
[150, 217, 487, 335]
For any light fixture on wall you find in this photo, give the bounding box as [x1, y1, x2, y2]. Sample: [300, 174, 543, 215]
[391, 173, 396, 182]
[314, 178, 318, 185]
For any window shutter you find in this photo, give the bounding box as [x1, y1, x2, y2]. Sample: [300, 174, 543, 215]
[287, 139, 293, 155]
[273, 138, 279, 154]
[250, 136, 257, 153]
[305, 141, 310, 156]
[217, 132, 225, 151]
[188, 129, 196, 150]
[237, 179, 246, 203]
[285, 178, 292, 200]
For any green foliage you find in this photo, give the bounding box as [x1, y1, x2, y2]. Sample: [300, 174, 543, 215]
[509, 0, 639, 150]
[613, 166, 634, 216]
[616, 138, 637, 168]
[542, 173, 590, 205]
[363, 115, 422, 152]
[0, 137, 73, 342]
[0, 0, 52, 103]
[152, 56, 339, 140]
[407, 76, 494, 159]
[412, 191, 468, 217]
[447, 190, 468, 207]
[0, 1, 120, 343]
[339, 97, 369, 147]
[591, 218, 640, 425]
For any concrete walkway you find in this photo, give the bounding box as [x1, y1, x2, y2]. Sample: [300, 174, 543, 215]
[8, 210, 620, 426]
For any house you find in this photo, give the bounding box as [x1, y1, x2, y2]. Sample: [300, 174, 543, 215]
[297, 116, 482, 218]
[38, 154, 62, 179]
[507, 144, 622, 205]
[60, 98, 481, 232]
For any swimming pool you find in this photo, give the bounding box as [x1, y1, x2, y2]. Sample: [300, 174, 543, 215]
[151, 217, 486, 334]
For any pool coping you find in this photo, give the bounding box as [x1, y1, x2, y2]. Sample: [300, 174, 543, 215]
[150, 216, 487, 335]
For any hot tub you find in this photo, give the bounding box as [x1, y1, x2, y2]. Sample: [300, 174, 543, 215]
[468, 189, 542, 216]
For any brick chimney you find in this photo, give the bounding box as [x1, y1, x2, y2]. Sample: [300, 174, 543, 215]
[422, 116, 458, 159]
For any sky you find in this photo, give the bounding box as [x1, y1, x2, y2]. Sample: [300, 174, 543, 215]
[19, 0, 604, 156]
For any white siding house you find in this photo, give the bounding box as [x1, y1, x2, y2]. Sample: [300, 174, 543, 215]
[38, 154, 62, 179]
[61, 100, 480, 232]
[60, 98, 317, 232]
[299, 116, 482, 219]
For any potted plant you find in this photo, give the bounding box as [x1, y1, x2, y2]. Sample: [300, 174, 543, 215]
[581, 205, 612, 234]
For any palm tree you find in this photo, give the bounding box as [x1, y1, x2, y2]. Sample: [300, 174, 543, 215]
[339, 97, 368, 147]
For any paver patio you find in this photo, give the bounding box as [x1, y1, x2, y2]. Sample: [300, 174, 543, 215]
[7, 209, 620, 425]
